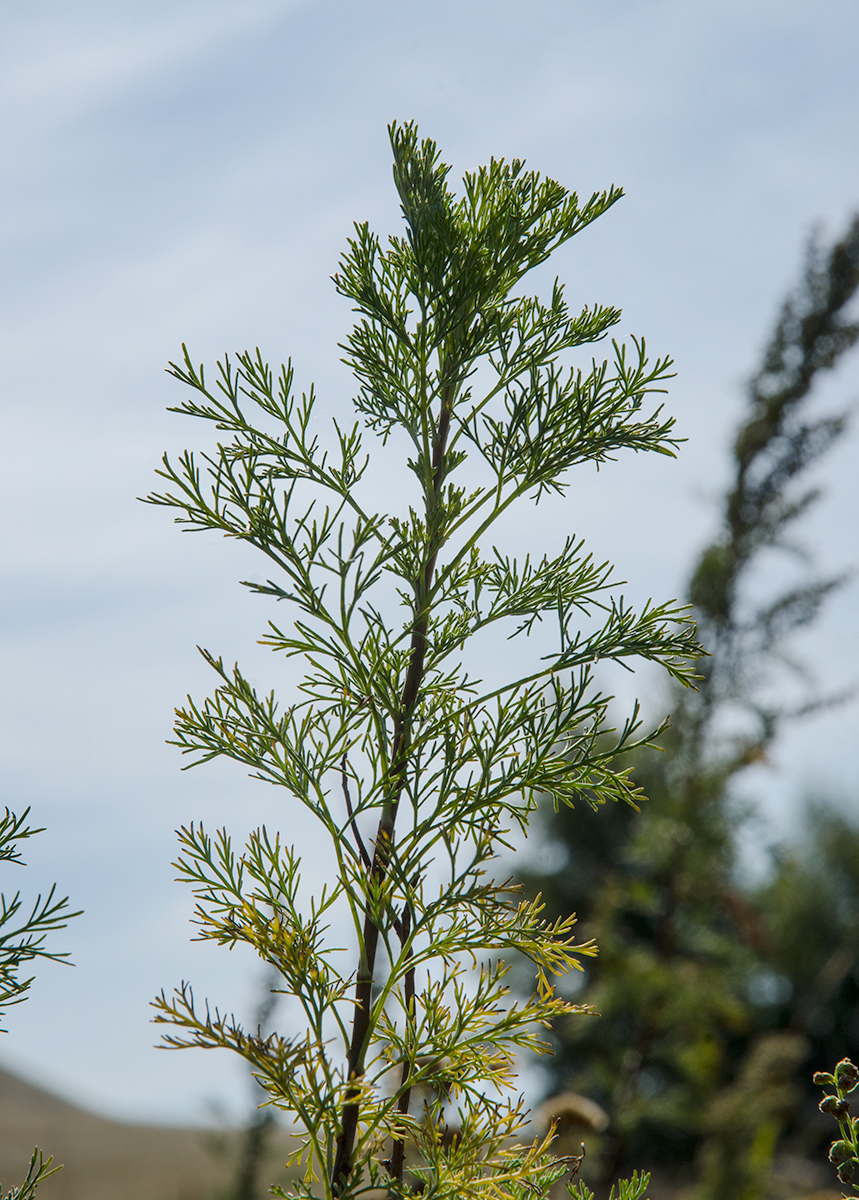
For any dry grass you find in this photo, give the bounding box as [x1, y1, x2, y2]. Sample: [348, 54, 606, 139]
[0, 1064, 294, 1200]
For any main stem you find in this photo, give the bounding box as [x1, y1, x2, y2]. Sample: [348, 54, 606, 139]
[389, 900, 416, 1184]
[330, 386, 452, 1196]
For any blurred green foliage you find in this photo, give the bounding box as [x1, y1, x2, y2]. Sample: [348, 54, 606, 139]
[519, 215, 859, 1196]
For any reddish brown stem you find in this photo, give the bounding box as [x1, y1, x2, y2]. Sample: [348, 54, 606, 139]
[389, 899, 415, 1184]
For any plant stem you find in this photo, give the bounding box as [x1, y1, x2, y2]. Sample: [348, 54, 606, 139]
[331, 387, 451, 1196]
[390, 899, 416, 1185]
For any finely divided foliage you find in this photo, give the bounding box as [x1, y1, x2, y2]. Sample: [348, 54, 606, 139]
[146, 124, 698, 1199]
[0, 808, 77, 1028]
[1, 809, 77, 1197]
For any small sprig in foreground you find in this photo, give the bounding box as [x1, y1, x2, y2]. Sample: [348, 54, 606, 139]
[569, 1171, 651, 1200]
[1, 1150, 61, 1200]
[147, 122, 697, 1199]
[816, 1059, 859, 1193]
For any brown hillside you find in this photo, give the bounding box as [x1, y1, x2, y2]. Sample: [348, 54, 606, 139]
[0, 1065, 294, 1200]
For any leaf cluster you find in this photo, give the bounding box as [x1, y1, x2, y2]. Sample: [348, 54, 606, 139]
[0, 807, 80, 1029]
[0, 1149, 61, 1200]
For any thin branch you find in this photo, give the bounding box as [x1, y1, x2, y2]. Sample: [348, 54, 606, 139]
[340, 756, 372, 871]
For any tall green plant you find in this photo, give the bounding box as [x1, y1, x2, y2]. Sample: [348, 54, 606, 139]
[146, 123, 698, 1199]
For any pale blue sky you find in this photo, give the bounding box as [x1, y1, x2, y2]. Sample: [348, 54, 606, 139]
[2, 0, 858, 1125]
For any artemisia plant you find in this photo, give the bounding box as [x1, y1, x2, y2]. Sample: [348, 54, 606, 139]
[146, 122, 697, 1200]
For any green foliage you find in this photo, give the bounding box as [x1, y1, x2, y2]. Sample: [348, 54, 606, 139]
[754, 806, 859, 1054]
[0, 807, 79, 1027]
[519, 213, 859, 1189]
[568, 1169, 650, 1200]
[1, 809, 79, 1196]
[0, 1149, 62, 1200]
[686, 804, 859, 1200]
[146, 122, 698, 1199]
